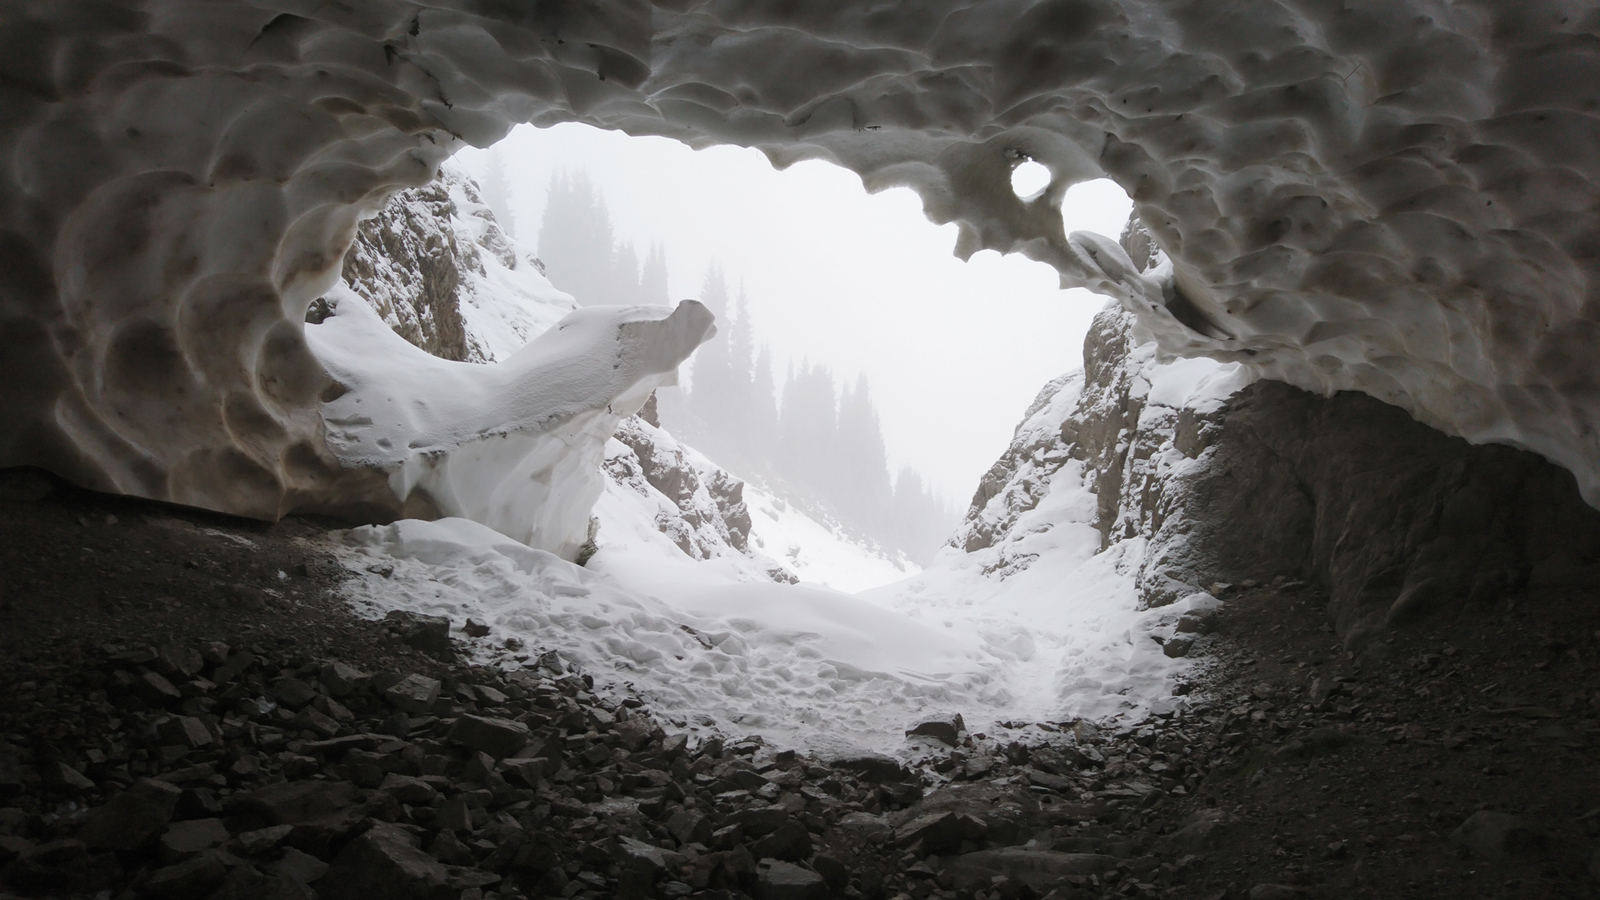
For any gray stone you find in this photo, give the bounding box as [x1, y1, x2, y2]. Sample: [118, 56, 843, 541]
[318, 821, 459, 900]
[234, 824, 295, 855]
[269, 846, 331, 886]
[906, 714, 965, 746]
[1248, 886, 1304, 900]
[667, 809, 713, 845]
[270, 678, 319, 709]
[320, 661, 369, 697]
[52, 762, 95, 792]
[812, 853, 849, 892]
[144, 854, 229, 900]
[942, 850, 1121, 890]
[896, 811, 963, 854]
[1162, 635, 1194, 658]
[1450, 810, 1551, 860]
[834, 812, 892, 840]
[158, 818, 228, 862]
[755, 859, 827, 900]
[230, 780, 362, 856]
[750, 821, 812, 862]
[139, 671, 184, 704]
[615, 835, 688, 899]
[463, 618, 491, 637]
[386, 611, 453, 657]
[446, 713, 530, 759]
[833, 754, 908, 783]
[380, 773, 439, 806]
[500, 757, 548, 789]
[384, 674, 441, 714]
[292, 706, 342, 739]
[79, 778, 182, 850]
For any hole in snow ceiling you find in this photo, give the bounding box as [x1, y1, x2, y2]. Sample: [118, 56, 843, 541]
[1010, 161, 1051, 198]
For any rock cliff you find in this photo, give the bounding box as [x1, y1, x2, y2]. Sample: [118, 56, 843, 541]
[330, 172, 773, 570]
[963, 220, 1600, 643]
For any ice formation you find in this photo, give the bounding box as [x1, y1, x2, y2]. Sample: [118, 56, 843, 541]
[4, 2, 1599, 514]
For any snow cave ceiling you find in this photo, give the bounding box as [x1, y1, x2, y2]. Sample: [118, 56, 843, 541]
[3, 0, 1599, 518]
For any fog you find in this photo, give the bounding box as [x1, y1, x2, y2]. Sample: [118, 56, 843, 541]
[454, 124, 1131, 505]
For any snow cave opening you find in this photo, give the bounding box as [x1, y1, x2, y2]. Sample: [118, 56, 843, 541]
[453, 123, 1134, 582]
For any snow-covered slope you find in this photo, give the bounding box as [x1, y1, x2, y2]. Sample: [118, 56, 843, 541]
[864, 310, 1250, 722]
[742, 485, 918, 593]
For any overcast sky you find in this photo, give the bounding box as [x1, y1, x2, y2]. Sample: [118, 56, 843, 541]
[454, 124, 1131, 503]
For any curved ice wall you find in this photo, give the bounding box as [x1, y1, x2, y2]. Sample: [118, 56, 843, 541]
[3, 0, 1599, 518]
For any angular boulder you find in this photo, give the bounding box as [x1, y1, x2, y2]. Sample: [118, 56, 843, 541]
[446, 713, 530, 759]
[79, 778, 182, 850]
[318, 822, 478, 900]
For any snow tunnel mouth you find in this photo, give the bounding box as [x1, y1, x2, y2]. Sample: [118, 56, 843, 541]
[455, 123, 1136, 566]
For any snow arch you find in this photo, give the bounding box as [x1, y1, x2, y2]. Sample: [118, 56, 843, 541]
[4, 0, 1600, 520]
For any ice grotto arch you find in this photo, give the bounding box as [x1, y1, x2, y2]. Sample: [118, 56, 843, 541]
[2, 0, 1599, 533]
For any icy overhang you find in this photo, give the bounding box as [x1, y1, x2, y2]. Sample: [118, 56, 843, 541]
[2, 0, 1598, 518]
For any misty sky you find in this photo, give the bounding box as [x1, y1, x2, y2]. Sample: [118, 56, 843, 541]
[454, 124, 1132, 502]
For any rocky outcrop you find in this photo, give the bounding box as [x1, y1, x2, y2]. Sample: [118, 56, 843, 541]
[1148, 379, 1600, 644]
[340, 178, 479, 363]
[607, 412, 796, 582]
[966, 252, 1600, 643]
[336, 165, 572, 367]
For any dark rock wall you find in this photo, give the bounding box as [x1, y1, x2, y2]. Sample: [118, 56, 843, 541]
[1163, 380, 1600, 644]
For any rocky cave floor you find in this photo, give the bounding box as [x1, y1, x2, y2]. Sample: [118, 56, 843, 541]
[0, 469, 1597, 900]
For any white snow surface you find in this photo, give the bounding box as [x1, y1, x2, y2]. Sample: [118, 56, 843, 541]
[334, 336, 1250, 756]
[339, 516, 998, 757]
[742, 484, 918, 593]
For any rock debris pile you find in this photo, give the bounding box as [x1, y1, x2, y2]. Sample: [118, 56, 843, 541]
[0, 613, 1353, 900]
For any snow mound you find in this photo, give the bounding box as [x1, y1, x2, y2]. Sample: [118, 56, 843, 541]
[306, 293, 713, 557]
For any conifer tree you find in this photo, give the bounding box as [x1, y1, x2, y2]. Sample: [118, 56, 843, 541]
[641, 242, 670, 305]
[480, 149, 516, 238]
